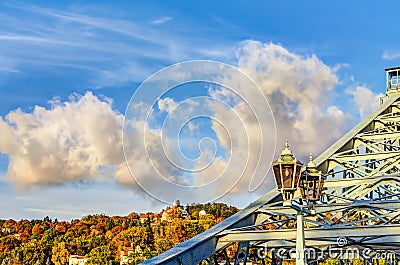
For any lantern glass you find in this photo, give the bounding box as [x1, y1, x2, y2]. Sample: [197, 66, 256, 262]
[299, 154, 325, 209]
[282, 164, 294, 188]
[273, 165, 282, 189]
[271, 141, 303, 205]
[293, 164, 301, 189]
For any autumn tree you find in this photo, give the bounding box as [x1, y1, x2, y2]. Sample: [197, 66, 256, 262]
[86, 245, 117, 265]
[166, 220, 188, 245]
[52, 242, 69, 265]
[128, 247, 156, 265]
[154, 238, 175, 254]
[11, 240, 47, 265]
[32, 224, 42, 236]
[109, 226, 150, 258]
[55, 222, 67, 234]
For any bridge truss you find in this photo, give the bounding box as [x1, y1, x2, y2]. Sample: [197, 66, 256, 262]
[142, 93, 400, 265]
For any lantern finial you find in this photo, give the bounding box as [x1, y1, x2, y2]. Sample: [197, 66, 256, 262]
[281, 139, 293, 156]
[307, 153, 316, 168]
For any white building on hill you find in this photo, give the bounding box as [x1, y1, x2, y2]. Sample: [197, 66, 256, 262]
[69, 255, 86, 265]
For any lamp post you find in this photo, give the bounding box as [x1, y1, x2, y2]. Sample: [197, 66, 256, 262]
[271, 141, 326, 265]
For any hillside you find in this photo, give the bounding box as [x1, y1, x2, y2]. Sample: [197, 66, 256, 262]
[0, 202, 239, 265]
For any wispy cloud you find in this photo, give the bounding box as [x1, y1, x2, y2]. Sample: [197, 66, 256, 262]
[0, 55, 19, 74]
[382, 50, 400, 60]
[0, 3, 233, 87]
[151, 16, 172, 25]
[0, 182, 156, 220]
[0, 67, 18, 74]
[16, 5, 158, 42]
[24, 207, 80, 216]
[0, 33, 83, 46]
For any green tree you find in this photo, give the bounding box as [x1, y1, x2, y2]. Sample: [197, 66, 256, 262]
[41, 228, 57, 246]
[11, 240, 46, 265]
[107, 219, 115, 231]
[110, 226, 149, 253]
[128, 247, 156, 265]
[154, 238, 174, 254]
[86, 245, 117, 265]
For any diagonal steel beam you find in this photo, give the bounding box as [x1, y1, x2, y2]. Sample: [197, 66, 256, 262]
[218, 224, 400, 243]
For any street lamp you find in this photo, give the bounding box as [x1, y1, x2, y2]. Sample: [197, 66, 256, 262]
[271, 141, 326, 265]
[299, 154, 325, 213]
[271, 140, 303, 206]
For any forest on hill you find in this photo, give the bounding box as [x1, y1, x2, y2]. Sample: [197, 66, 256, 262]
[0, 202, 239, 265]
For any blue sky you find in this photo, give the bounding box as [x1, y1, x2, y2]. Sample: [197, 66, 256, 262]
[1, 1, 400, 220]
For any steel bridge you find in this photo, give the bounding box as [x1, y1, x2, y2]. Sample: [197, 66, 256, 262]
[142, 67, 400, 265]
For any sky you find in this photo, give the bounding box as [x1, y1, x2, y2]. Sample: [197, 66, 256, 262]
[1, 1, 400, 221]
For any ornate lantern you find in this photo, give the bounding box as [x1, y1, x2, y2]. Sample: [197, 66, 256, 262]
[272, 140, 303, 206]
[299, 154, 325, 210]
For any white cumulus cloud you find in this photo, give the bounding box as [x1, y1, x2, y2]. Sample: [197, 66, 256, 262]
[157, 97, 177, 113]
[346, 85, 384, 117]
[0, 92, 125, 189]
[233, 40, 352, 156]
